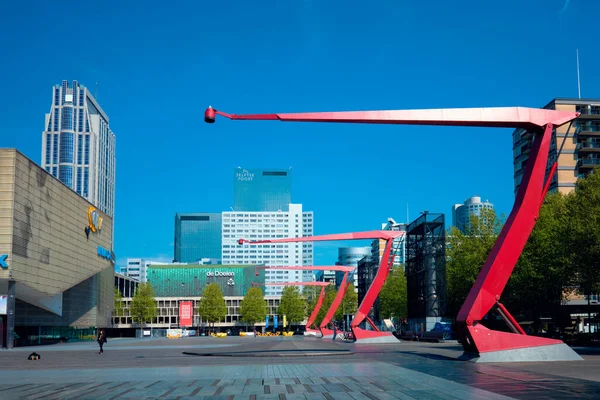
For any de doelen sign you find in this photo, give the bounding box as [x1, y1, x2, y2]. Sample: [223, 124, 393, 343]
[206, 271, 235, 277]
[206, 271, 235, 286]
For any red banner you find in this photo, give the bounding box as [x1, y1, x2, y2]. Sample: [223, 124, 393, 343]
[179, 301, 193, 327]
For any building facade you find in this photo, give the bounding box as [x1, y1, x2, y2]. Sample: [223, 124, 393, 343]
[0, 149, 115, 348]
[174, 213, 222, 263]
[233, 168, 292, 212]
[123, 258, 152, 282]
[513, 98, 600, 196]
[222, 204, 314, 296]
[41, 80, 116, 218]
[451, 196, 495, 233]
[371, 218, 407, 267]
[112, 264, 283, 329]
[334, 247, 371, 291]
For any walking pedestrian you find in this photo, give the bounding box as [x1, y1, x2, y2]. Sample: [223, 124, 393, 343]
[97, 329, 107, 354]
[332, 324, 337, 341]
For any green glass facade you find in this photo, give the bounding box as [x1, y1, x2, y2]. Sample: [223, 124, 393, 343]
[233, 168, 292, 211]
[147, 264, 266, 297]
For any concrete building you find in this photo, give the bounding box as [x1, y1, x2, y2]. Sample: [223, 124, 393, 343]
[451, 196, 495, 233]
[335, 247, 371, 291]
[0, 149, 115, 348]
[111, 264, 286, 330]
[222, 204, 314, 296]
[123, 258, 152, 283]
[513, 98, 600, 196]
[41, 80, 116, 218]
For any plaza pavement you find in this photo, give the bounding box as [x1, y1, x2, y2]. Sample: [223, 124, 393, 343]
[1, 336, 599, 399]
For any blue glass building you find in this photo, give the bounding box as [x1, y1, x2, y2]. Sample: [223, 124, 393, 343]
[41, 80, 116, 218]
[174, 213, 222, 263]
[233, 168, 292, 211]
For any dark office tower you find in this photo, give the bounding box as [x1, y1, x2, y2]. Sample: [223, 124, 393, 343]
[174, 213, 222, 263]
[233, 168, 292, 211]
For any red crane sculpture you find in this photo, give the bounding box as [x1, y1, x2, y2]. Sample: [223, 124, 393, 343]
[252, 265, 356, 337]
[239, 231, 404, 342]
[206, 105, 583, 362]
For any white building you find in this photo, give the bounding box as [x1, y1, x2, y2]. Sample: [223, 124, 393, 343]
[124, 258, 151, 283]
[452, 196, 495, 233]
[221, 204, 314, 296]
[41, 80, 116, 218]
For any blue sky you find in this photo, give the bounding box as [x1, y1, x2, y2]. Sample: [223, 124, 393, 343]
[1, 0, 599, 269]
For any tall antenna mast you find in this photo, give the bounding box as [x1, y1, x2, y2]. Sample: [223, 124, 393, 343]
[95, 82, 99, 100]
[576, 49, 581, 99]
[406, 203, 409, 224]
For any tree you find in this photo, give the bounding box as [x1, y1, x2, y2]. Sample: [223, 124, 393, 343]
[198, 283, 227, 332]
[446, 208, 503, 316]
[314, 285, 337, 327]
[129, 283, 157, 327]
[278, 286, 306, 325]
[506, 192, 572, 323]
[567, 168, 600, 314]
[113, 287, 124, 317]
[335, 283, 358, 321]
[240, 287, 267, 330]
[378, 266, 407, 319]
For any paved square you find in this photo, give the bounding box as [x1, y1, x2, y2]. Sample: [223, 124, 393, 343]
[1, 336, 600, 399]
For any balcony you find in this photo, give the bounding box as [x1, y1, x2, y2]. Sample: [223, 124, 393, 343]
[576, 121, 600, 137]
[577, 158, 600, 170]
[576, 106, 600, 117]
[577, 141, 600, 153]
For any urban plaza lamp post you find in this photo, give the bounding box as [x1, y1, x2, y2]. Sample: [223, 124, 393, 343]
[205, 104, 584, 362]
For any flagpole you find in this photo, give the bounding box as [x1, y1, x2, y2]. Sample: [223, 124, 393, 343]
[577, 49, 581, 99]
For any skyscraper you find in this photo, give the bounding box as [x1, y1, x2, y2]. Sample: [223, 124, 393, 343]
[41, 80, 116, 217]
[452, 196, 494, 233]
[174, 213, 222, 263]
[221, 204, 314, 296]
[233, 168, 292, 211]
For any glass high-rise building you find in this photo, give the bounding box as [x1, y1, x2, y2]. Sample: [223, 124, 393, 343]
[41, 80, 116, 217]
[174, 213, 222, 263]
[233, 168, 292, 211]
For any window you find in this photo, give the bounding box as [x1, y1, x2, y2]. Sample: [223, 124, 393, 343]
[45, 134, 51, 164]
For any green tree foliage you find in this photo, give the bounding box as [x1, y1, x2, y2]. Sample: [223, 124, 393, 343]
[506, 192, 572, 318]
[304, 285, 321, 319]
[379, 266, 408, 319]
[314, 285, 337, 327]
[239, 287, 267, 329]
[129, 283, 157, 326]
[567, 169, 600, 298]
[278, 286, 307, 325]
[113, 287, 124, 317]
[198, 283, 227, 330]
[335, 283, 359, 321]
[446, 208, 503, 316]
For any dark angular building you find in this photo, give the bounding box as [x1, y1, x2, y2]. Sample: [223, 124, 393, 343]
[405, 212, 447, 332]
[173, 213, 222, 263]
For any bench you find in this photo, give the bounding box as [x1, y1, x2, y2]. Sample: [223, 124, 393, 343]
[419, 331, 446, 343]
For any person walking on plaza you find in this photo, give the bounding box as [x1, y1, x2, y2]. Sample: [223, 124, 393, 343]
[97, 329, 107, 354]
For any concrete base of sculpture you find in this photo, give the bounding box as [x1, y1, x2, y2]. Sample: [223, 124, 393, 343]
[459, 343, 583, 363]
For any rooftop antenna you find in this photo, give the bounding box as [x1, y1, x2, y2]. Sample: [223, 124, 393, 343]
[576, 49, 581, 99]
[406, 203, 409, 224]
[95, 82, 99, 100]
